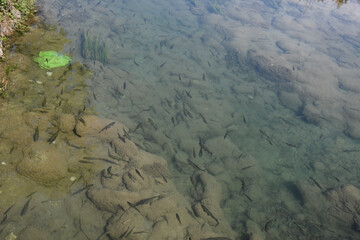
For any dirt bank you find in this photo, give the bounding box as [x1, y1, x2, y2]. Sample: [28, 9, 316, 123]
[0, 0, 35, 94]
[0, 0, 35, 55]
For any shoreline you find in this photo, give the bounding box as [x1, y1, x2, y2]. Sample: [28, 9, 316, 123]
[0, 0, 36, 94]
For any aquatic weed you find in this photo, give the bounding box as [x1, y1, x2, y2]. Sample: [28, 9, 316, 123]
[80, 30, 108, 63]
[209, 0, 222, 14]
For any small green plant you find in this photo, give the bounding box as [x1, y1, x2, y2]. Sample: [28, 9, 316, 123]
[209, 0, 222, 14]
[80, 30, 108, 63]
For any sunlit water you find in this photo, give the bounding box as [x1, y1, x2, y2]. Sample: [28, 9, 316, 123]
[1, 0, 360, 239]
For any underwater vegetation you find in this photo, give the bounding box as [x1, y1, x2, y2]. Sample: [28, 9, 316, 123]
[209, 0, 222, 14]
[261, 0, 282, 10]
[80, 30, 108, 63]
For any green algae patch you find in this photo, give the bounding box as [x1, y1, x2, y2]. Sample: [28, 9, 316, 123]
[33, 51, 72, 69]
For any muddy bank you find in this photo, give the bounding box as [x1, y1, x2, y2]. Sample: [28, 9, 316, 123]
[0, 0, 36, 58]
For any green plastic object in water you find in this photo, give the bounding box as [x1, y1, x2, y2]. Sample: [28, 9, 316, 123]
[34, 51, 72, 69]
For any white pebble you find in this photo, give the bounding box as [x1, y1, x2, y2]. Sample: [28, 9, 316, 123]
[70, 176, 77, 182]
[46, 72, 53, 77]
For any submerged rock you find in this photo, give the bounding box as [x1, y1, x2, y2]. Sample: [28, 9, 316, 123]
[59, 114, 76, 133]
[16, 142, 68, 186]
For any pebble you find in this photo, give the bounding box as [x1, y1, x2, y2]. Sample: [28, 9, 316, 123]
[1, 161, 6, 165]
[46, 71, 53, 77]
[70, 176, 77, 182]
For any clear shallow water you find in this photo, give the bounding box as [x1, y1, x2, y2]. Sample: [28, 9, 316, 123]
[1, 0, 360, 239]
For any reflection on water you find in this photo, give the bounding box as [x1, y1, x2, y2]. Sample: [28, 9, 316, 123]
[1, 0, 360, 239]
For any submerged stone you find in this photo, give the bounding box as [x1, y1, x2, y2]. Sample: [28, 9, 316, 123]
[16, 142, 68, 186]
[59, 113, 76, 133]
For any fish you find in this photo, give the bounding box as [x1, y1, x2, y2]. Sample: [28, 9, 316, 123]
[185, 90, 192, 98]
[243, 192, 253, 202]
[64, 138, 85, 149]
[243, 116, 247, 124]
[125, 226, 135, 238]
[192, 147, 196, 158]
[164, 97, 172, 108]
[293, 221, 305, 235]
[26, 192, 36, 198]
[101, 169, 112, 179]
[41, 97, 46, 107]
[187, 159, 205, 172]
[123, 127, 131, 139]
[21, 198, 31, 216]
[0, 215, 7, 225]
[259, 129, 270, 138]
[135, 169, 144, 180]
[199, 113, 207, 124]
[343, 149, 359, 153]
[309, 177, 323, 190]
[178, 74, 182, 81]
[118, 132, 126, 143]
[4, 204, 15, 215]
[98, 122, 116, 133]
[236, 177, 245, 191]
[199, 147, 203, 157]
[224, 130, 232, 139]
[333, 176, 341, 182]
[159, 62, 167, 68]
[200, 204, 219, 226]
[79, 160, 94, 164]
[33, 127, 39, 142]
[83, 157, 120, 165]
[147, 118, 158, 131]
[199, 138, 213, 156]
[133, 195, 162, 207]
[133, 231, 149, 235]
[128, 172, 136, 182]
[264, 219, 274, 232]
[339, 165, 351, 173]
[171, 117, 175, 127]
[184, 108, 193, 118]
[202, 237, 232, 240]
[70, 184, 94, 196]
[202, 73, 206, 81]
[78, 117, 86, 126]
[131, 123, 142, 133]
[93, 92, 97, 101]
[9, 144, 15, 154]
[241, 165, 255, 171]
[47, 130, 59, 144]
[186, 207, 198, 221]
[107, 166, 119, 177]
[176, 213, 182, 224]
[183, 108, 188, 117]
[134, 59, 140, 66]
[285, 142, 297, 148]
[123, 81, 126, 90]
[108, 154, 129, 163]
[118, 227, 130, 240]
[161, 174, 168, 183]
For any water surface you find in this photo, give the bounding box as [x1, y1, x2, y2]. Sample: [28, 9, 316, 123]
[1, 0, 360, 239]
